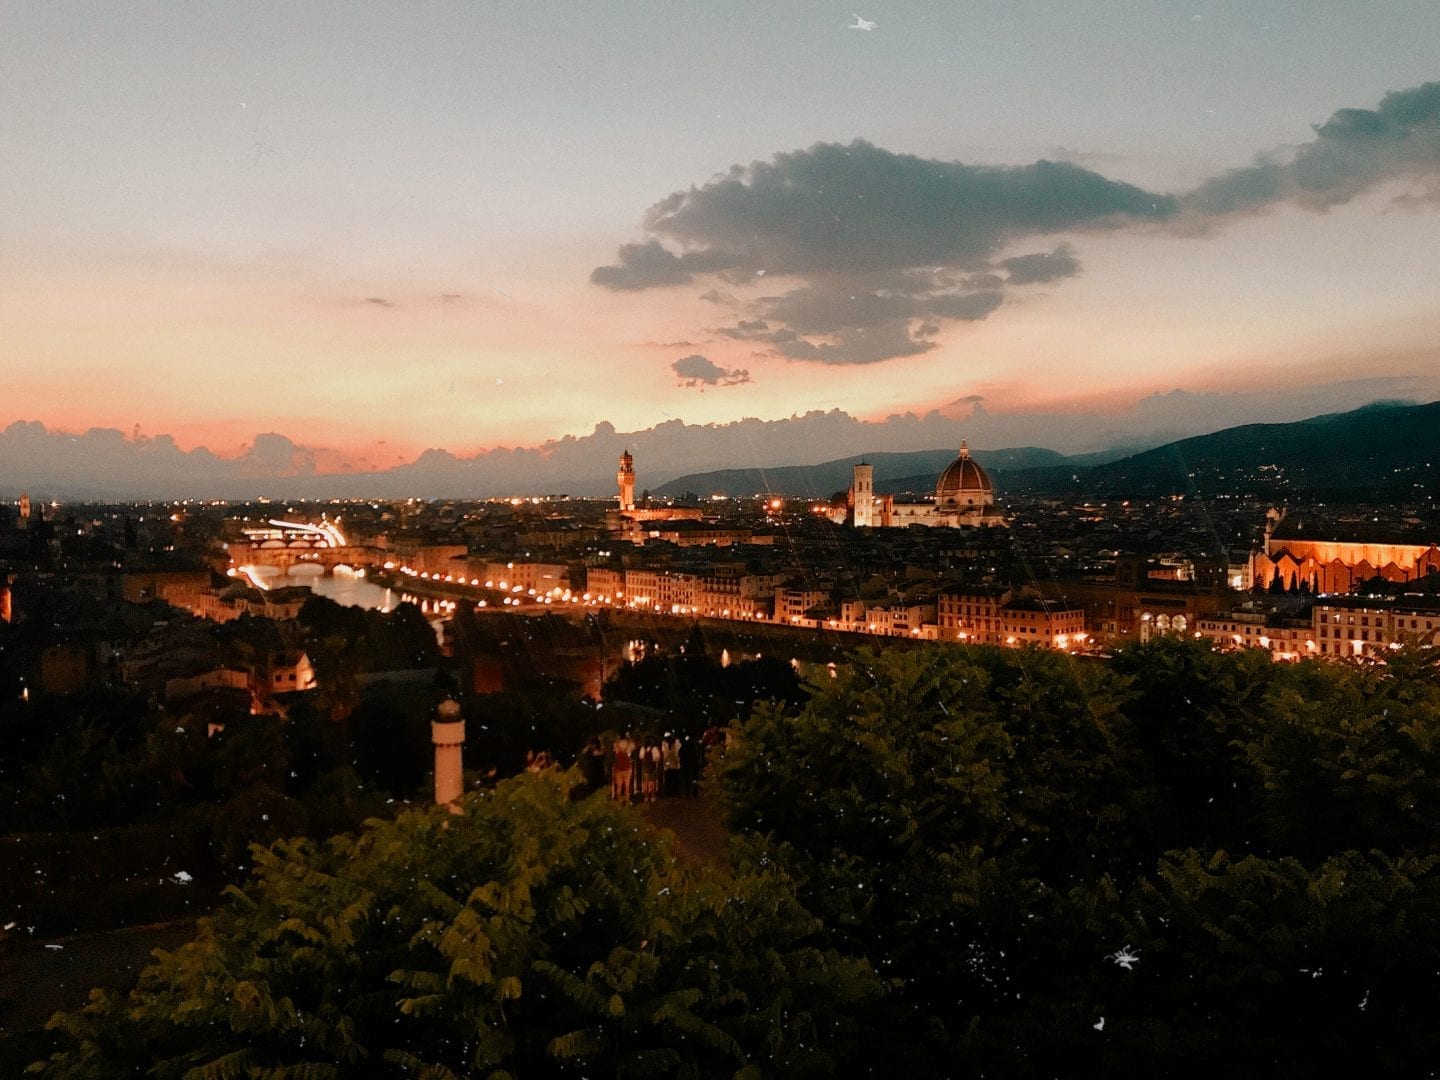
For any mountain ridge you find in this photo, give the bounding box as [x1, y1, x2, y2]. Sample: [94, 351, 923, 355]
[653, 401, 1440, 501]
[650, 446, 1076, 500]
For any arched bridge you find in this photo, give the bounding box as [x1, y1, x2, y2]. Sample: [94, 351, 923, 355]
[229, 543, 383, 572]
[226, 519, 382, 573]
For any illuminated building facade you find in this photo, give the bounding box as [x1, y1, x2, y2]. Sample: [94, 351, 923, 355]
[1000, 597, 1087, 649]
[1196, 611, 1315, 661]
[936, 587, 1012, 644]
[582, 566, 777, 619]
[1037, 576, 1227, 643]
[1312, 596, 1440, 658]
[834, 443, 1008, 529]
[1251, 509, 1440, 592]
[1198, 596, 1440, 661]
[1253, 538, 1440, 592]
[836, 598, 937, 636]
[606, 450, 704, 537]
[617, 451, 636, 512]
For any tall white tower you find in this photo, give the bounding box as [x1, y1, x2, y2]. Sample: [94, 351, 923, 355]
[432, 699, 466, 808]
[852, 464, 874, 528]
[617, 451, 636, 512]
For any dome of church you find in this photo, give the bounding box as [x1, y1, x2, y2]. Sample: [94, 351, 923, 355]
[935, 441, 994, 508]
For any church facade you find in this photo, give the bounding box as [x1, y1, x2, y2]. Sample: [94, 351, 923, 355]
[829, 442, 1008, 529]
[1252, 535, 1440, 592]
[1251, 507, 1440, 592]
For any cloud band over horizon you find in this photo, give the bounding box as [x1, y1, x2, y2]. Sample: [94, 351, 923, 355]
[5, 373, 1433, 499]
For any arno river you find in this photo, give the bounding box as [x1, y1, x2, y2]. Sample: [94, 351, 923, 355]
[247, 564, 401, 611]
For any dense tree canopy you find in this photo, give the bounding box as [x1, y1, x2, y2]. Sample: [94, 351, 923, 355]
[712, 638, 1440, 1077]
[602, 642, 803, 734]
[23, 634, 1440, 1077]
[36, 773, 882, 1079]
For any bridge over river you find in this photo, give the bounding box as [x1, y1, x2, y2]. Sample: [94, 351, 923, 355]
[225, 519, 382, 573]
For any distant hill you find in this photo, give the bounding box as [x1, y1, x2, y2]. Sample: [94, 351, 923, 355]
[653, 402, 1439, 502]
[878, 448, 1133, 496]
[1012, 400, 1440, 499]
[652, 446, 1072, 499]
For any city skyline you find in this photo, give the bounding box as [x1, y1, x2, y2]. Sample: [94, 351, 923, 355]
[4, 3, 1439, 481]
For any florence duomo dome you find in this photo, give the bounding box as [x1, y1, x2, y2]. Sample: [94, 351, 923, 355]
[834, 438, 1008, 530]
[934, 441, 995, 510]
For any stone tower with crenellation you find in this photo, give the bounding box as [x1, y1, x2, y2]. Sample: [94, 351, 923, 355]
[617, 451, 636, 512]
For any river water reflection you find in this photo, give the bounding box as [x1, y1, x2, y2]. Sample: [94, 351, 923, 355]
[247, 564, 400, 612]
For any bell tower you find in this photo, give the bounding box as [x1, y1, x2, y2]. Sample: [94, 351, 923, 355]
[617, 451, 636, 512]
[852, 463, 874, 527]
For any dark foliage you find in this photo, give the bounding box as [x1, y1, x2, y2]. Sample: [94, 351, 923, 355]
[35, 773, 883, 1078]
[602, 642, 805, 733]
[713, 638, 1440, 1077]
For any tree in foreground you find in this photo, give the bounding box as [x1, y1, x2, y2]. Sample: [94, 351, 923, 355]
[35, 772, 881, 1079]
[712, 640, 1440, 1077]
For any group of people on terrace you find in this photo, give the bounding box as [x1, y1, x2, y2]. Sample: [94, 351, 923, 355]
[572, 728, 725, 803]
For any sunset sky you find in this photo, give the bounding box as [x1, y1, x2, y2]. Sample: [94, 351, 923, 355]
[4, 2, 1439, 476]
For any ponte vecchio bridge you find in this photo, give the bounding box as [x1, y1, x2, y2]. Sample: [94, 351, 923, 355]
[226, 519, 382, 573]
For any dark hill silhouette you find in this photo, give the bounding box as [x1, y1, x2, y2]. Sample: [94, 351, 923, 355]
[652, 447, 1071, 499]
[654, 402, 1438, 501]
[1006, 400, 1440, 498]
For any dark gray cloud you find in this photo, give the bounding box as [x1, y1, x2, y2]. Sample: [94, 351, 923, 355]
[1001, 244, 1082, 284]
[926, 290, 1005, 320]
[721, 319, 770, 336]
[720, 313, 934, 365]
[621, 141, 1173, 276]
[760, 282, 914, 334]
[594, 139, 1173, 363]
[593, 82, 1440, 365]
[589, 240, 734, 290]
[364, 296, 398, 308]
[715, 272, 1002, 362]
[672, 354, 751, 387]
[766, 322, 936, 365]
[1185, 81, 1440, 216]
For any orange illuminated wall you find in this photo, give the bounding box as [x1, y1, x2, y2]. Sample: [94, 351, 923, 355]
[1253, 539, 1440, 592]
